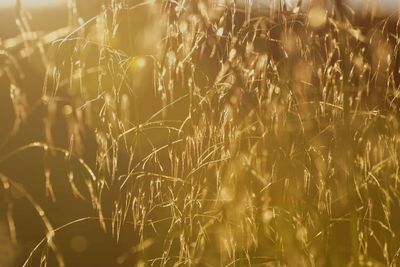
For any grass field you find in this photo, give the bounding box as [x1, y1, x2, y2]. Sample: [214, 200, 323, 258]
[1, 0, 400, 266]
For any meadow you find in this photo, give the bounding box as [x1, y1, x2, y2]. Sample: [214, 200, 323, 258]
[0, 0, 400, 266]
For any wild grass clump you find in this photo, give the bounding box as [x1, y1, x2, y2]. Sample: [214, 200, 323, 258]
[1, 0, 400, 266]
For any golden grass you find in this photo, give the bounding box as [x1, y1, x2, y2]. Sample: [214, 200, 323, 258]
[1, 0, 400, 266]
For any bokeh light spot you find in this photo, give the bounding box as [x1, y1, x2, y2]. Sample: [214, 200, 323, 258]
[308, 6, 327, 29]
[70, 235, 88, 253]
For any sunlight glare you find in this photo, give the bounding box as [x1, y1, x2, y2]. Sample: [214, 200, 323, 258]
[0, 0, 65, 7]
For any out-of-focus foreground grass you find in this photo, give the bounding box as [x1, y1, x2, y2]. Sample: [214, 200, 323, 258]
[1, 0, 400, 266]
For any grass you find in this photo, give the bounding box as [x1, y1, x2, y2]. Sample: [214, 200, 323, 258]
[1, 0, 400, 266]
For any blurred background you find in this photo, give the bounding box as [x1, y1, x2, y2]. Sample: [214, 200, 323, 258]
[0, 0, 399, 266]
